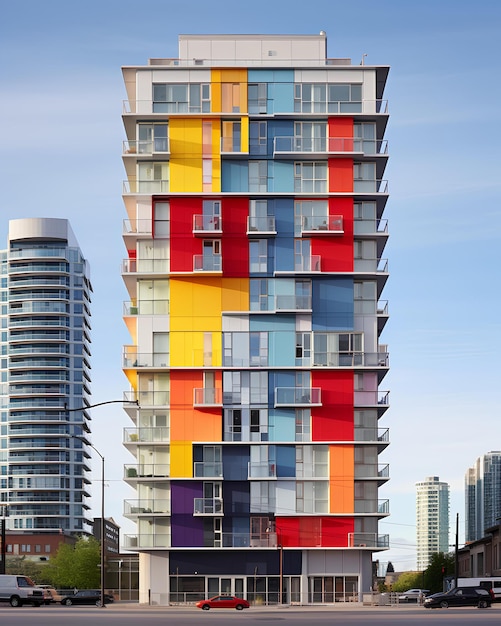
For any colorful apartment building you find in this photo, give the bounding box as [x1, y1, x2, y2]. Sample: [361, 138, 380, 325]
[121, 33, 390, 605]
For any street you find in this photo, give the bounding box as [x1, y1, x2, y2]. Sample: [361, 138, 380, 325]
[1, 604, 501, 626]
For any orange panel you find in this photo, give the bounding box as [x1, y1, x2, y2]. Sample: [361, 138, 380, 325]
[329, 157, 353, 193]
[329, 444, 354, 514]
[170, 371, 222, 442]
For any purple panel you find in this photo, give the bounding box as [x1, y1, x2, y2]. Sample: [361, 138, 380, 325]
[171, 481, 204, 547]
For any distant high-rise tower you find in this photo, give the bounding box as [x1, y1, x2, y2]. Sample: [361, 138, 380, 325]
[465, 452, 501, 542]
[416, 476, 449, 570]
[0, 218, 92, 533]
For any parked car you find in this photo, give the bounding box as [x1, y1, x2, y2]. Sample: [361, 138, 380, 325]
[424, 586, 494, 609]
[0, 574, 44, 607]
[196, 595, 250, 610]
[36, 585, 61, 605]
[398, 588, 430, 602]
[60, 590, 114, 606]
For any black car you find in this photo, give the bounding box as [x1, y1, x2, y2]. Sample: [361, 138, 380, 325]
[60, 590, 114, 606]
[424, 586, 493, 609]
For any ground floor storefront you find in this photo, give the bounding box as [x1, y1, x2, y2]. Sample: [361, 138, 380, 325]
[139, 549, 373, 606]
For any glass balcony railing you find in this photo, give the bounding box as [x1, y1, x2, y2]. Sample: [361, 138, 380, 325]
[348, 532, 390, 548]
[123, 300, 169, 315]
[354, 499, 390, 514]
[123, 180, 169, 194]
[193, 462, 223, 478]
[124, 464, 170, 479]
[274, 387, 321, 407]
[353, 179, 388, 193]
[122, 259, 170, 274]
[123, 534, 170, 549]
[354, 218, 388, 236]
[193, 497, 223, 515]
[301, 215, 343, 234]
[248, 461, 277, 479]
[247, 216, 276, 234]
[193, 255, 222, 272]
[123, 139, 170, 154]
[122, 390, 169, 406]
[124, 499, 170, 516]
[123, 427, 170, 444]
[122, 351, 169, 368]
[193, 388, 223, 406]
[312, 351, 389, 367]
[193, 215, 222, 234]
[275, 295, 312, 311]
[122, 219, 153, 237]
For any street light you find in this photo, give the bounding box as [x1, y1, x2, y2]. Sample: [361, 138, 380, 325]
[72, 435, 105, 608]
[67, 398, 138, 608]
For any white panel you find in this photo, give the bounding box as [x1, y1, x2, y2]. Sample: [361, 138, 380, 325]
[222, 315, 249, 332]
[295, 315, 312, 331]
[275, 481, 296, 515]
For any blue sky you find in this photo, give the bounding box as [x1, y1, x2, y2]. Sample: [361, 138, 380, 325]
[1, 0, 500, 571]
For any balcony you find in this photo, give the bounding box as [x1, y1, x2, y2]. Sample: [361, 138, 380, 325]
[123, 351, 169, 368]
[354, 499, 390, 515]
[123, 180, 169, 194]
[313, 351, 389, 368]
[275, 295, 312, 312]
[273, 136, 388, 157]
[121, 258, 170, 275]
[123, 138, 170, 155]
[193, 497, 223, 515]
[122, 219, 153, 238]
[353, 179, 388, 194]
[354, 463, 390, 485]
[123, 300, 169, 316]
[294, 254, 321, 272]
[122, 390, 169, 406]
[274, 387, 321, 407]
[193, 462, 223, 478]
[354, 218, 388, 236]
[123, 534, 170, 550]
[193, 255, 222, 272]
[248, 461, 277, 479]
[123, 427, 170, 445]
[193, 215, 222, 235]
[124, 464, 170, 480]
[193, 388, 223, 407]
[354, 427, 389, 452]
[301, 215, 343, 236]
[124, 499, 170, 517]
[347, 532, 390, 549]
[246, 216, 276, 236]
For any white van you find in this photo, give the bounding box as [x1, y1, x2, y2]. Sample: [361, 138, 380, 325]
[0, 574, 44, 606]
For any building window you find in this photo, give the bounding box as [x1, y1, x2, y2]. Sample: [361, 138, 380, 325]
[294, 122, 326, 152]
[249, 278, 269, 311]
[249, 240, 268, 273]
[153, 83, 210, 113]
[250, 121, 267, 155]
[248, 83, 267, 114]
[248, 161, 268, 192]
[294, 162, 327, 193]
[137, 123, 168, 153]
[45, 545, 51, 553]
[294, 83, 362, 113]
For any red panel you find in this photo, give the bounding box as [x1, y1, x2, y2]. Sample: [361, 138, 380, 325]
[169, 198, 203, 272]
[328, 117, 353, 150]
[329, 158, 353, 193]
[221, 197, 249, 277]
[311, 197, 353, 272]
[311, 371, 354, 441]
[277, 516, 354, 547]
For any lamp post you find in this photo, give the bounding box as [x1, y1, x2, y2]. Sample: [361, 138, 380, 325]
[67, 398, 138, 608]
[0, 506, 7, 575]
[72, 435, 105, 608]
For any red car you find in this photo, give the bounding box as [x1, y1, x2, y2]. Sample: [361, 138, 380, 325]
[196, 595, 250, 610]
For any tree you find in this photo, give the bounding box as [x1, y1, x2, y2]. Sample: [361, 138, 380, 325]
[391, 571, 422, 592]
[423, 552, 455, 593]
[46, 536, 100, 589]
[6, 556, 44, 582]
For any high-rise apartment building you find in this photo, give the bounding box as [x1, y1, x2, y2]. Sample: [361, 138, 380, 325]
[416, 476, 450, 570]
[465, 452, 501, 542]
[0, 218, 92, 533]
[121, 33, 390, 604]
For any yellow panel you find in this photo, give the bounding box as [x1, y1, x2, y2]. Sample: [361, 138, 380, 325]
[211, 69, 222, 112]
[211, 69, 247, 113]
[170, 441, 193, 478]
[329, 444, 354, 514]
[169, 119, 203, 192]
[221, 278, 249, 311]
[240, 117, 249, 153]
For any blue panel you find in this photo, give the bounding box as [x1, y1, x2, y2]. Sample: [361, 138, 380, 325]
[248, 69, 294, 83]
[269, 409, 295, 441]
[269, 161, 293, 193]
[270, 82, 295, 114]
[222, 161, 248, 192]
[223, 445, 250, 480]
[312, 278, 354, 330]
[276, 445, 296, 477]
[273, 198, 294, 272]
[222, 481, 250, 515]
[270, 330, 295, 367]
[249, 314, 294, 332]
[268, 120, 294, 156]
